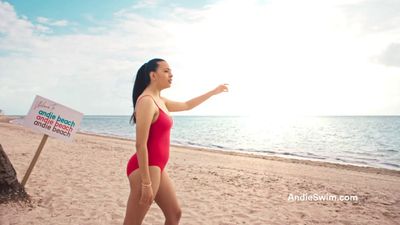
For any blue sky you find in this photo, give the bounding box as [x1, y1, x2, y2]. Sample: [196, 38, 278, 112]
[6, 0, 214, 34]
[7, 0, 213, 19]
[8, 0, 136, 33]
[1, 0, 400, 116]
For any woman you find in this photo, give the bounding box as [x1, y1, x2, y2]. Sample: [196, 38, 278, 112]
[123, 58, 229, 225]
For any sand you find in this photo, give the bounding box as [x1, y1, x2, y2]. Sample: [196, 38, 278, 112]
[0, 117, 399, 225]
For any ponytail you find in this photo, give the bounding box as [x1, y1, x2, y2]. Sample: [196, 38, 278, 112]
[130, 58, 165, 124]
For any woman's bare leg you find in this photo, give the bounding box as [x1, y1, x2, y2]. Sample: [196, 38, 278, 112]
[123, 166, 162, 225]
[155, 170, 182, 225]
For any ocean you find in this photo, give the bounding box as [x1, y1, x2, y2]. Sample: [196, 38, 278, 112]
[77, 115, 400, 171]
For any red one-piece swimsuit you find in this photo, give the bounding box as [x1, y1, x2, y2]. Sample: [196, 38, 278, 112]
[126, 95, 174, 177]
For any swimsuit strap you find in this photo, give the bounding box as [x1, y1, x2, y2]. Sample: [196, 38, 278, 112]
[136, 95, 161, 109]
[137, 95, 171, 118]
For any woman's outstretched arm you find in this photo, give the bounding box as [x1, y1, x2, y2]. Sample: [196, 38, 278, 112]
[162, 83, 229, 112]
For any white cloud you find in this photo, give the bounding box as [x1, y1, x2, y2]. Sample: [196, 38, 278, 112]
[0, 1, 34, 37]
[37, 16, 69, 27]
[376, 43, 400, 68]
[341, 0, 400, 33]
[0, 0, 399, 116]
[35, 24, 51, 33]
[36, 16, 49, 24]
[132, 0, 159, 9]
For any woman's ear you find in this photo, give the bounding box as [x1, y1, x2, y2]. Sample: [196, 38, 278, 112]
[149, 71, 156, 80]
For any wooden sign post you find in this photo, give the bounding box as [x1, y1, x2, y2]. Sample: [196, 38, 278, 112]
[21, 95, 83, 187]
[21, 134, 48, 186]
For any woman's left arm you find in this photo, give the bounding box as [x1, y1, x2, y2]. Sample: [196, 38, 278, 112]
[163, 83, 229, 112]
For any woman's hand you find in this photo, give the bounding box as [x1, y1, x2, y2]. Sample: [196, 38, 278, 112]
[212, 83, 229, 95]
[139, 185, 154, 205]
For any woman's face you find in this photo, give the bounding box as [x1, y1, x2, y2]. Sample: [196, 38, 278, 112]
[154, 61, 173, 89]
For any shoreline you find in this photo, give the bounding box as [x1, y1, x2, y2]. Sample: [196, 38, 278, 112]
[2, 115, 400, 177]
[0, 115, 22, 123]
[77, 130, 400, 177]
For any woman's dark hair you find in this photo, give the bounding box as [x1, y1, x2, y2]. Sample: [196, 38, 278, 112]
[130, 58, 165, 124]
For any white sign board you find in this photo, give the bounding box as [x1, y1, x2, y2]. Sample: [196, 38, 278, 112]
[23, 95, 84, 142]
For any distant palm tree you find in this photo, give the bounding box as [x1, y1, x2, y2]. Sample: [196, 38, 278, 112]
[0, 109, 3, 115]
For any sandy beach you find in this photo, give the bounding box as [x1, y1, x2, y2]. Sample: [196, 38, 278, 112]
[0, 117, 399, 225]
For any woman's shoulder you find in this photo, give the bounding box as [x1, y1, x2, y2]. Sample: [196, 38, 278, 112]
[137, 95, 153, 105]
[138, 93, 153, 100]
